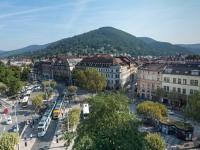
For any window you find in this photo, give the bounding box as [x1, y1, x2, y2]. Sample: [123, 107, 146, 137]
[172, 87, 176, 92]
[182, 89, 186, 94]
[190, 89, 193, 95]
[164, 86, 167, 91]
[178, 78, 181, 84]
[166, 86, 169, 92]
[164, 77, 170, 83]
[173, 78, 176, 84]
[194, 80, 198, 86]
[152, 83, 155, 90]
[177, 88, 181, 94]
[190, 80, 198, 86]
[183, 79, 187, 85]
[157, 78, 160, 81]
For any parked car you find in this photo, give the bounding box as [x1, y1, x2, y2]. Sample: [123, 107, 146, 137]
[6, 116, 12, 125]
[168, 110, 175, 115]
[9, 125, 19, 132]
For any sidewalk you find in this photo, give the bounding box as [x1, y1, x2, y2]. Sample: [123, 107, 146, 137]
[18, 120, 38, 150]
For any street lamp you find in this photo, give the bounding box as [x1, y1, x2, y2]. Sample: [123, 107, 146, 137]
[14, 104, 20, 150]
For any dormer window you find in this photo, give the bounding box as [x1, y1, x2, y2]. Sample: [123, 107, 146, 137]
[191, 70, 199, 76]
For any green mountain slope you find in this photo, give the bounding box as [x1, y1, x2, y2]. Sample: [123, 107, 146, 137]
[177, 44, 200, 54]
[1, 27, 193, 57]
[0, 44, 48, 58]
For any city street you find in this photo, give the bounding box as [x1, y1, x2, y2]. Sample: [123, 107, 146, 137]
[0, 98, 33, 135]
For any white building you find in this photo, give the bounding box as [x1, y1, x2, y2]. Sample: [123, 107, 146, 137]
[75, 54, 138, 89]
[162, 64, 200, 96]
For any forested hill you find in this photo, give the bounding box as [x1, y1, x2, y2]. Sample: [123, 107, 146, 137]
[1, 27, 194, 57]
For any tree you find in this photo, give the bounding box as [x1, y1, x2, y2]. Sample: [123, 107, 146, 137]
[144, 133, 166, 150]
[0, 132, 19, 150]
[155, 88, 167, 101]
[72, 68, 107, 93]
[65, 108, 80, 131]
[50, 80, 57, 89]
[32, 94, 43, 112]
[20, 66, 30, 81]
[68, 86, 77, 94]
[0, 82, 7, 96]
[73, 92, 145, 150]
[137, 101, 167, 121]
[167, 91, 180, 107]
[184, 91, 200, 122]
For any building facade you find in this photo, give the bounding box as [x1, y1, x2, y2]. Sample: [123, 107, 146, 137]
[137, 63, 166, 99]
[162, 64, 200, 96]
[33, 57, 82, 82]
[75, 55, 137, 89]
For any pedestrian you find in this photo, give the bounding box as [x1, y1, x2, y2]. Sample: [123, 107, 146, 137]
[30, 133, 33, 140]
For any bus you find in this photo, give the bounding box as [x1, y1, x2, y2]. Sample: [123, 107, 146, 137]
[82, 103, 89, 119]
[52, 100, 63, 119]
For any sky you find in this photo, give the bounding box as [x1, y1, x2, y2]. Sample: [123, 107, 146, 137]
[0, 0, 200, 50]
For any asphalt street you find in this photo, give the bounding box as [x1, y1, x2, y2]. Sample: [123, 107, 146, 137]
[31, 120, 59, 150]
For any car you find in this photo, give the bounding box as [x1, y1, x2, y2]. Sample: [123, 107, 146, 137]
[168, 110, 175, 115]
[6, 116, 12, 125]
[9, 125, 19, 132]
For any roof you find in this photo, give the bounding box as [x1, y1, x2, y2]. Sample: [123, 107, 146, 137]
[164, 64, 200, 76]
[139, 63, 166, 72]
[76, 55, 136, 68]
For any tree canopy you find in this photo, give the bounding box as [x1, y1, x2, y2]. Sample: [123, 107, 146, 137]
[0, 132, 19, 150]
[137, 101, 167, 121]
[144, 133, 166, 150]
[0, 63, 23, 95]
[72, 68, 107, 93]
[32, 94, 44, 112]
[73, 92, 145, 150]
[184, 91, 200, 122]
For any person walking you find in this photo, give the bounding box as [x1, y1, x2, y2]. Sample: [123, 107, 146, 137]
[30, 133, 33, 140]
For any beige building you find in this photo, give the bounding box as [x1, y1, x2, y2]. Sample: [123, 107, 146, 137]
[75, 54, 137, 89]
[137, 63, 166, 99]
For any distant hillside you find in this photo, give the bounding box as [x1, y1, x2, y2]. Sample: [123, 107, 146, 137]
[0, 44, 48, 58]
[0, 50, 5, 54]
[1, 27, 194, 57]
[177, 44, 200, 54]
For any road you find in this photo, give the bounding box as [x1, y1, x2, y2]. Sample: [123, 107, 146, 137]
[31, 120, 58, 150]
[0, 98, 33, 135]
[31, 83, 65, 150]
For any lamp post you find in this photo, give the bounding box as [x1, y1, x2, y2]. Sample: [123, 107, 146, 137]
[14, 103, 20, 150]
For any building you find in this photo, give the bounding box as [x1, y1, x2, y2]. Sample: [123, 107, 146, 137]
[137, 63, 166, 99]
[162, 64, 200, 105]
[53, 58, 82, 83]
[33, 60, 53, 81]
[33, 57, 82, 82]
[75, 54, 137, 89]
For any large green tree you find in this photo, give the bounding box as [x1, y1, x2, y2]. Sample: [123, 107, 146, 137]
[73, 92, 145, 150]
[144, 133, 166, 150]
[72, 68, 107, 93]
[0, 132, 19, 150]
[184, 91, 200, 122]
